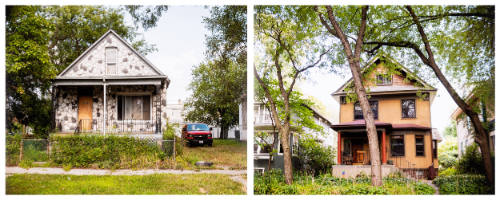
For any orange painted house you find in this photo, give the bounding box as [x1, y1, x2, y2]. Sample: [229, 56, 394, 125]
[331, 54, 442, 179]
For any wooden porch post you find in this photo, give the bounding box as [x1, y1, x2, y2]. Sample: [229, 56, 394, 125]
[338, 131, 342, 165]
[382, 129, 387, 164]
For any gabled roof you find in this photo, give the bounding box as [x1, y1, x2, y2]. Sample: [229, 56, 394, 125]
[57, 29, 166, 78]
[331, 53, 436, 96]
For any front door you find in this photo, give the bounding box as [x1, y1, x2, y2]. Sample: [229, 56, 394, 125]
[78, 96, 93, 131]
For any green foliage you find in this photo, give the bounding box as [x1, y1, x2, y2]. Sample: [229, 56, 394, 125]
[254, 170, 434, 195]
[443, 121, 458, 138]
[297, 135, 335, 175]
[50, 135, 162, 169]
[22, 142, 49, 162]
[438, 138, 458, 169]
[123, 6, 168, 30]
[6, 134, 22, 166]
[185, 6, 246, 139]
[439, 167, 458, 176]
[456, 143, 486, 175]
[19, 159, 33, 169]
[433, 174, 493, 194]
[162, 121, 183, 156]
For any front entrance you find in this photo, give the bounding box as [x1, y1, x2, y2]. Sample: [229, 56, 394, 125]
[351, 138, 368, 164]
[78, 96, 93, 131]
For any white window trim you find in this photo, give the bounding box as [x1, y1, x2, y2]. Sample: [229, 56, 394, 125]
[115, 92, 153, 121]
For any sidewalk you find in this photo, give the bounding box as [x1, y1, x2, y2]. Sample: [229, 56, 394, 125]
[6, 167, 246, 176]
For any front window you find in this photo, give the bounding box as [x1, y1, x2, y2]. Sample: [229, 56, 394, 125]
[391, 135, 405, 156]
[187, 124, 210, 131]
[415, 135, 425, 156]
[354, 101, 378, 120]
[117, 95, 150, 120]
[402, 99, 416, 118]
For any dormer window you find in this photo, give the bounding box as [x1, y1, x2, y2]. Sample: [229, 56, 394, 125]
[105, 47, 117, 74]
[376, 74, 392, 85]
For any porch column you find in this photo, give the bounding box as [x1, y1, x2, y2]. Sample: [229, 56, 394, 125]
[103, 84, 107, 135]
[337, 132, 342, 165]
[382, 129, 387, 164]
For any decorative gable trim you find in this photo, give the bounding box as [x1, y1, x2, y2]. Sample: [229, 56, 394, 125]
[331, 53, 436, 96]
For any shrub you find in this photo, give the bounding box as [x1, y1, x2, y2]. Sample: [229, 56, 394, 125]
[339, 184, 389, 195]
[456, 143, 485, 175]
[163, 122, 183, 156]
[439, 167, 458, 176]
[6, 134, 22, 166]
[433, 174, 493, 194]
[297, 135, 335, 175]
[50, 135, 162, 169]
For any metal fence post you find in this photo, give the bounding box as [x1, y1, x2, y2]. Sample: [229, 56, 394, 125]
[19, 139, 23, 162]
[173, 136, 176, 160]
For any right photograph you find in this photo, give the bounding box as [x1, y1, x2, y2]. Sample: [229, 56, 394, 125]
[253, 5, 494, 195]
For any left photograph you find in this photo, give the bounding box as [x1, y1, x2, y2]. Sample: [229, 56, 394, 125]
[5, 5, 247, 194]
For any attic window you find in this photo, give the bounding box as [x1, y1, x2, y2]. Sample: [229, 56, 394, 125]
[106, 47, 117, 74]
[376, 74, 392, 85]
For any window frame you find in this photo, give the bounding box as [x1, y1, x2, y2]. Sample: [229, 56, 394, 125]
[432, 140, 437, 158]
[390, 134, 405, 157]
[376, 74, 393, 85]
[116, 93, 152, 121]
[354, 100, 379, 120]
[415, 135, 425, 157]
[401, 99, 416, 119]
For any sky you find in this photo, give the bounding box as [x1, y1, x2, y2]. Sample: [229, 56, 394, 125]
[133, 6, 457, 134]
[133, 6, 211, 104]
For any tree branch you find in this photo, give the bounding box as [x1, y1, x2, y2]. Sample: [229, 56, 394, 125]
[254, 66, 283, 129]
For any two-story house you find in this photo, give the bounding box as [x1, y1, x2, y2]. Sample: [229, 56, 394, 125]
[331, 54, 441, 179]
[253, 101, 335, 172]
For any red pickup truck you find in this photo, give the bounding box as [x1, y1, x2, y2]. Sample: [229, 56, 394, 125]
[182, 123, 213, 147]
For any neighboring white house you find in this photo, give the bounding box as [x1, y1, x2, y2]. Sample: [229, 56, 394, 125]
[253, 101, 335, 172]
[166, 99, 185, 125]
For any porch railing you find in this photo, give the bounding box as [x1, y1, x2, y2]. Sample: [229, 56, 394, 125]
[57, 119, 160, 134]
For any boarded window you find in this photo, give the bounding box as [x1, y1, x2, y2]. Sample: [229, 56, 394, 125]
[402, 99, 416, 118]
[106, 47, 117, 74]
[376, 74, 392, 85]
[117, 95, 151, 120]
[416, 135, 425, 156]
[354, 101, 378, 120]
[391, 135, 405, 156]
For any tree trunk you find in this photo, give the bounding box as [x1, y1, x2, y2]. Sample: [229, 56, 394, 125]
[220, 124, 228, 139]
[280, 124, 293, 184]
[317, 5, 382, 186]
[404, 6, 494, 184]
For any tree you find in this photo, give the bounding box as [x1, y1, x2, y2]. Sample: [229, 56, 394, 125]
[254, 6, 331, 184]
[315, 5, 383, 186]
[362, 5, 494, 184]
[185, 6, 247, 139]
[6, 6, 167, 137]
[443, 121, 457, 138]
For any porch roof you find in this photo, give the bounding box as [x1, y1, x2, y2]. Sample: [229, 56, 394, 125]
[53, 76, 169, 86]
[331, 120, 431, 131]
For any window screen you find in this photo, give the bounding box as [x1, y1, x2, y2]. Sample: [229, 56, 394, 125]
[376, 74, 392, 85]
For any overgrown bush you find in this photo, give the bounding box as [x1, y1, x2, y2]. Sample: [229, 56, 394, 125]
[456, 143, 485, 175]
[297, 135, 335, 175]
[439, 167, 458, 176]
[438, 139, 458, 169]
[163, 122, 183, 156]
[433, 174, 493, 194]
[50, 135, 163, 169]
[6, 134, 22, 166]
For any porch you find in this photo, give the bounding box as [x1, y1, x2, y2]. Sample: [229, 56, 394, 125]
[53, 77, 168, 135]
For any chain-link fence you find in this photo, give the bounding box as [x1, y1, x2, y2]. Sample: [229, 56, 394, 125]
[160, 139, 176, 158]
[20, 139, 49, 162]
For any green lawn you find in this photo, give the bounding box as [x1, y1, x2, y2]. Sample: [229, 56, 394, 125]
[7, 174, 245, 194]
[179, 139, 246, 170]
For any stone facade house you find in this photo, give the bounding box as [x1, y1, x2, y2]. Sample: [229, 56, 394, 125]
[331, 53, 441, 179]
[53, 30, 170, 134]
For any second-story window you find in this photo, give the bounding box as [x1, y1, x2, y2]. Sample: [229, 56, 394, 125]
[354, 100, 378, 120]
[376, 74, 392, 85]
[105, 47, 117, 74]
[401, 99, 416, 118]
